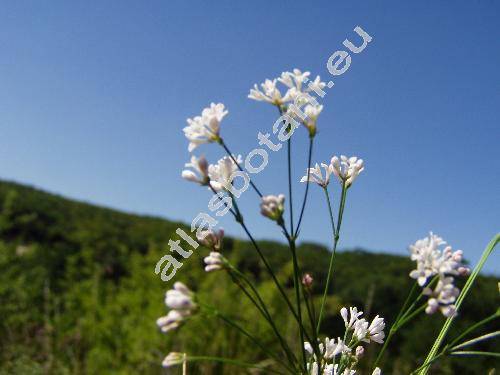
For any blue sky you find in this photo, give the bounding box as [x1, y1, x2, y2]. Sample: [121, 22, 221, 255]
[1, 1, 498, 273]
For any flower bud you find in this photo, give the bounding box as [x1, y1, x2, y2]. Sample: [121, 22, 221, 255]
[260, 194, 285, 221]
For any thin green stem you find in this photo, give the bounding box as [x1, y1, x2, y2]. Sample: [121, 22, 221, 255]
[287, 137, 294, 236]
[316, 184, 347, 333]
[419, 233, 499, 375]
[450, 351, 500, 358]
[295, 137, 314, 236]
[230, 267, 298, 371]
[448, 311, 499, 349]
[373, 282, 419, 369]
[451, 331, 500, 351]
[219, 138, 263, 198]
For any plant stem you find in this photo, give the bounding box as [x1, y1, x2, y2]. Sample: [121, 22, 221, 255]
[295, 137, 313, 236]
[316, 184, 347, 333]
[419, 233, 499, 375]
[230, 267, 298, 371]
[219, 138, 263, 198]
[448, 311, 499, 349]
[287, 137, 294, 236]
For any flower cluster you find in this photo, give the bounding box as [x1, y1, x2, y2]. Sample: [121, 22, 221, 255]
[183, 103, 227, 152]
[260, 194, 285, 222]
[156, 282, 196, 333]
[301, 155, 364, 189]
[249, 68, 326, 136]
[331, 156, 364, 187]
[304, 307, 384, 374]
[208, 154, 242, 192]
[409, 232, 470, 317]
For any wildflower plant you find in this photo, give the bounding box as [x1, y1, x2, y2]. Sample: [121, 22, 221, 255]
[157, 68, 500, 374]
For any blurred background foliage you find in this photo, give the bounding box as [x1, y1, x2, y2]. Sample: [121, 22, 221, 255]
[0, 180, 497, 374]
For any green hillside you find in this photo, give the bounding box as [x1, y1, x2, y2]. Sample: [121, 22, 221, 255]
[0, 180, 497, 374]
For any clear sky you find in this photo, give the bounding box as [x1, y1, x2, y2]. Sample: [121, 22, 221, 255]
[1, 1, 498, 273]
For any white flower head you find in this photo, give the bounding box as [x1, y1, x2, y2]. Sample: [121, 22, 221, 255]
[372, 368, 382, 375]
[324, 337, 350, 359]
[303, 104, 323, 137]
[260, 194, 285, 222]
[182, 155, 210, 185]
[203, 251, 226, 272]
[331, 155, 364, 187]
[162, 352, 185, 368]
[279, 68, 311, 92]
[366, 315, 386, 344]
[156, 310, 188, 333]
[424, 276, 460, 317]
[248, 78, 294, 106]
[300, 163, 332, 188]
[165, 282, 195, 311]
[208, 154, 243, 192]
[340, 306, 364, 329]
[197, 228, 224, 251]
[409, 232, 469, 287]
[183, 103, 227, 151]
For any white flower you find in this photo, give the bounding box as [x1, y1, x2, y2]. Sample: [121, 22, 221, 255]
[409, 232, 470, 286]
[340, 306, 364, 329]
[331, 155, 364, 187]
[300, 163, 332, 188]
[324, 337, 350, 359]
[303, 104, 323, 137]
[353, 318, 369, 341]
[203, 251, 225, 272]
[260, 194, 285, 221]
[307, 75, 327, 93]
[182, 155, 210, 185]
[165, 282, 195, 311]
[156, 310, 188, 332]
[162, 352, 185, 368]
[197, 228, 224, 251]
[279, 68, 311, 92]
[372, 368, 382, 375]
[366, 315, 385, 343]
[183, 103, 227, 151]
[208, 155, 242, 192]
[423, 276, 460, 317]
[248, 78, 295, 106]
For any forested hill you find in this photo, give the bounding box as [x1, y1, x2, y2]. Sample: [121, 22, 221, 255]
[0, 179, 497, 374]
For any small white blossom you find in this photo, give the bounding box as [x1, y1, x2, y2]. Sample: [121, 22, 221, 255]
[366, 315, 386, 343]
[165, 282, 195, 311]
[353, 318, 369, 341]
[156, 310, 188, 332]
[260, 194, 285, 221]
[409, 232, 470, 286]
[300, 163, 332, 188]
[303, 104, 323, 137]
[158, 282, 196, 334]
[203, 251, 226, 272]
[279, 68, 311, 92]
[340, 306, 364, 329]
[372, 368, 382, 375]
[307, 75, 327, 93]
[182, 155, 210, 185]
[208, 154, 243, 192]
[162, 352, 185, 368]
[324, 337, 350, 359]
[183, 103, 227, 151]
[331, 155, 364, 187]
[248, 78, 295, 106]
[197, 228, 224, 251]
[423, 276, 460, 317]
